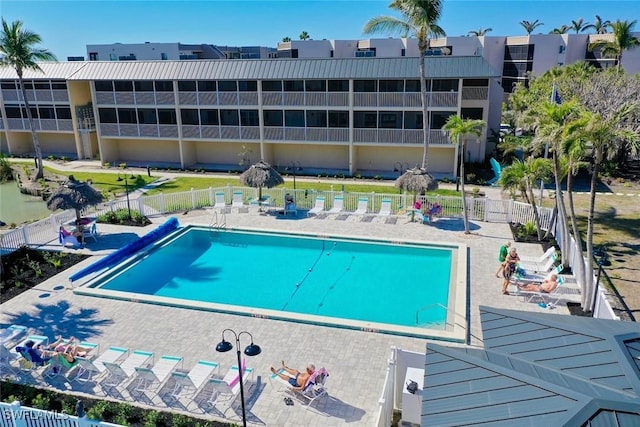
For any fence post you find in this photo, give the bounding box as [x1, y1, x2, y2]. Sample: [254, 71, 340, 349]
[137, 197, 145, 217]
[21, 226, 29, 247]
[191, 188, 196, 209]
[209, 187, 214, 206]
[507, 199, 513, 222]
[10, 401, 27, 427]
[159, 193, 165, 214]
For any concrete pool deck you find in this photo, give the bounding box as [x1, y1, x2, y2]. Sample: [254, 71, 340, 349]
[0, 209, 576, 426]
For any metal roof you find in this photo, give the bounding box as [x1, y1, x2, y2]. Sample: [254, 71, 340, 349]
[0, 56, 499, 81]
[0, 62, 88, 79]
[420, 306, 640, 426]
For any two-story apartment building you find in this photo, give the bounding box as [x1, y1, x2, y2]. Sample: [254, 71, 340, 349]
[0, 56, 499, 178]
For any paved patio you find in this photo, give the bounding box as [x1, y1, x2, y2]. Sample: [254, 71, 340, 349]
[0, 208, 575, 426]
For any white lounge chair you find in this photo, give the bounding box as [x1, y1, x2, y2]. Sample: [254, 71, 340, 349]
[45, 340, 100, 379]
[511, 265, 563, 285]
[169, 359, 219, 400]
[515, 276, 567, 306]
[307, 196, 326, 217]
[83, 223, 99, 242]
[0, 325, 28, 347]
[519, 251, 558, 273]
[133, 354, 183, 393]
[0, 344, 20, 378]
[74, 345, 128, 383]
[377, 199, 392, 217]
[328, 196, 344, 214]
[207, 363, 254, 412]
[214, 192, 227, 209]
[102, 349, 154, 391]
[231, 191, 245, 209]
[520, 247, 556, 264]
[352, 197, 368, 215]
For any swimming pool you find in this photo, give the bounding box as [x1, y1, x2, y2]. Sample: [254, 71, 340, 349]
[77, 226, 467, 340]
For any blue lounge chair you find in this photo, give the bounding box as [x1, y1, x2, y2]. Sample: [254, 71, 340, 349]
[488, 158, 502, 186]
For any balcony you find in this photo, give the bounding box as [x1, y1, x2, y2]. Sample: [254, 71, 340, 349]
[353, 92, 457, 108]
[261, 92, 349, 107]
[461, 87, 488, 100]
[3, 118, 73, 132]
[99, 123, 179, 138]
[353, 129, 450, 145]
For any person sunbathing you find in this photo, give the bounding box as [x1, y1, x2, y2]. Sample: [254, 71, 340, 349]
[271, 361, 315, 391]
[517, 274, 559, 293]
[41, 336, 91, 363]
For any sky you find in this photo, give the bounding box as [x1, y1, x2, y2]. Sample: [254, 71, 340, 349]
[2, 0, 640, 60]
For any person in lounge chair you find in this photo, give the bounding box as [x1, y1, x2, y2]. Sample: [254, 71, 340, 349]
[517, 274, 559, 293]
[271, 361, 315, 391]
[284, 193, 296, 211]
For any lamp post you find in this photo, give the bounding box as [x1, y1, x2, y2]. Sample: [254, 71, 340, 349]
[116, 173, 134, 219]
[285, 161, 302, 190]
[215, 329, 262, 427]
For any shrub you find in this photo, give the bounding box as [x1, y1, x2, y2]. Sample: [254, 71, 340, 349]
[0, 154, 14, 183]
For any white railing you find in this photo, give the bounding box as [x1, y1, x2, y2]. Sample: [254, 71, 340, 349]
[376, 347, 397, 427]
[0, 401, 123, 427]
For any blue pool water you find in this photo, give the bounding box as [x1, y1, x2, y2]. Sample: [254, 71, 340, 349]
[93, 227, 453, 330]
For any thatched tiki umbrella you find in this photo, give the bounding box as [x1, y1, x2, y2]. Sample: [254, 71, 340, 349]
[239, 160, 284, 200]
[46, 175, 104, 222]
[395, 167, 439, 221]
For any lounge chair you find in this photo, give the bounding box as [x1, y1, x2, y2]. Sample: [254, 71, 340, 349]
[488, 157, 502, 187]
[520, 247, 556, 264]
[45, 339, 100, 379]
[83, 223, 99, 242]
[102, 350, 154, 391]
[515, 276, 567, 306]
[59, 226, 81, 248]
[0, 325, 28, 347]
[269, 367, 329, 411]
[352, 197, 368, 215]
[511, 265, 563, 285]
[214, 192, 227, 210]
[133, 354, 183, 394]
[14, 335, 49, 374]
[0, 344, 20, 378]
[231, 191, 245, 210]
[169, 359, 219, 400]
[284, 200, 297, 216]
[377, 199, 392, 217]
[307, 196, 326, 217]
[328, 196, 344, 214]
[519, 250, 558, 273]
[206, 362, 254, 412]
[73, 345, 128, 383]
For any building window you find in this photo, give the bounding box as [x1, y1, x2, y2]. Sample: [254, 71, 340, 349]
[330, 50, 334, 58]
[306, 110, 327, 127]
[117, 108, 137, 123]
[262, 80, 282, 92]
[56, 107, 72, 120]
[109, 54, 117, 61]
[305, 80, 326, 92]
[240, 110, 259, 126]
[461, 108, 483, 120]
[432, 79, 459, 92]
[22, 81, 33, 90]
[157, 109, 177, 124]
[263, 110, 283, 126]
[95, 81, 113, 92]
[114, 81, 134, 92]
[38, 107, 55, 119]
[284, 80, 304, 92]
[354, 111, 378, 128]
[155, 81, 173, 92]
[181, 109, 200, 125]
[401, 48, 406, 57]
[134, 81, 154, 92]
[502, 62, 532, 78]
[197, 81, 217, 92]
[328, 111, 349, 128]
[238, 81, 257, 92]
[404, 111, 423, 129]
[559, 45, 566, 54]
[178, 81, 196, 92]
[51, 81, 66, 90]
[378, 80, 404, 92]
[220, 109, 239, 126]
[29, 107, 39, 119]
[378, 111, 402, 129]
[5, 106, 22, 118]
[200, 109, 219, 125]
[34, 82, 50, 90]
[218, 81, 238, 92]
[327, 80, 349, 92]
[284, 110, 305, 127]
[137, 108, 157, 124]
[425, 46, 452, 56]
[89, 52, 98, 61]
[462, 79, 488, 87]
[161, 53, 168, 60]
[0, 82, 16, 90]
[98, 108, 117, 123]
[354, 80, 377, 92]
[431, 111, 455, 129]
[355, 49, 376, 57]
[504, 44, 534, 61]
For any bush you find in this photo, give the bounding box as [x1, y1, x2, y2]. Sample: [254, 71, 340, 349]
[0, 154, 14, 183]
[97, 209, 151, 226]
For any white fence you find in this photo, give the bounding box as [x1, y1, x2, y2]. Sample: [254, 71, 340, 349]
[0, 186, 554, 251]
[0, 401, 122, 427]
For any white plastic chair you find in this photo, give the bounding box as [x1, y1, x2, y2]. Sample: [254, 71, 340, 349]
[169, 359, 219, 400]
[232, 191, 245, 210]
[74, 345, 128, 383]
[353, 197, 368, 215]
[328, 196, 344, 214]
[377, 199, 392, 217]
[133, 354, 183, 393]
[214, 192, 226, 209]
[307, 196, 326, 217]
[207, 364, 254, 412]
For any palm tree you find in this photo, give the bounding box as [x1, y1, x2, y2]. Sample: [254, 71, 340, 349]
[468, 28, 492, 36]
[0, 19, 56, 180]
[584, 15, 610, 34]
[589, 20, 639, 69]
[281, 36, 291, 43]
[299, 31, 310, 40]
[442, 115, 485, 234]
[519, 19, 544, 34]
[549, 25, 570, 34]
[364, 0, 445, 173]
[569, 18, 589, 33]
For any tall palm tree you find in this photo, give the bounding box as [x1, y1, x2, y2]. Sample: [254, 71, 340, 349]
[281, 36, 291, 42]
[364, 0, 445, 173]
[569, 18, 589, 33]
[584, 15, 610, 34]
[589, 20, 639, 69]
[519, 19, 544, 34]
[0, 19, 56, 180]
[468, 28, 492, 36]
[442, 115, 485, 234]
[299, 31, 310, 40]
[549, 25, 570, 34]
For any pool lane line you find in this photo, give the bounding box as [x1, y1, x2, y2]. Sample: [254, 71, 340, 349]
[316, 254, 355, 312]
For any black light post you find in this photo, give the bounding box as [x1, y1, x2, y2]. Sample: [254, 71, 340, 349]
[116, 173, 134, 219]
[215, 329, 261, 427]
[285, 161, 302, 190]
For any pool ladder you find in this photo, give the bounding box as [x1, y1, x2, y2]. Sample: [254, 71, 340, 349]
[209, 208, 226, 231]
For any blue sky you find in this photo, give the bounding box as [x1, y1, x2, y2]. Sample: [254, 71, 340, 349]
[3, 0, 639, 59]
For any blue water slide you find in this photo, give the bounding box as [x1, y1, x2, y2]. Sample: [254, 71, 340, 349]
[69, 217, 180, 282]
